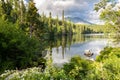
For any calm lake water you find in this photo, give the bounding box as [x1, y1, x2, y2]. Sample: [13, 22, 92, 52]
[47, 34, 111, 65]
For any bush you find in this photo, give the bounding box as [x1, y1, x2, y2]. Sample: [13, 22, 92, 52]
[102, 56, 120, 79]
[0, 20, 44, 74]
[96, 47, 113, 62]
[86, 47, 120, 80]
[63, 56, 93, 79]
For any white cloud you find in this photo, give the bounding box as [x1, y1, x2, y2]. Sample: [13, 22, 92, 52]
[24, 0, 28, 4]
[31, 0, 104, 24]
[113, 2, 120, 11]
[88, 11, 99, 19]
[34, 0, 45, 8]
[87, 11, 104, 24]
[53, 0, 74, 7]
[33, 0, 89, 16]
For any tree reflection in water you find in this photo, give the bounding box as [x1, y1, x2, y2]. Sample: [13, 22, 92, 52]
[47, 34, 109, 65]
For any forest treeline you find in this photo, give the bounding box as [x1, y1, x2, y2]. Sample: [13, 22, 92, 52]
[0, 0, 74, 38]
[0, 0, 106, 38]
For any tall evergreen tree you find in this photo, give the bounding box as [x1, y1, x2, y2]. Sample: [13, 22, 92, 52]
[0, 0, 13, 22]
[62, 10, 66, 35]
[17, 0, 27, 30]
[49, 12, 52, 32]
[56, 15, 59, 28]
[20, 0, 26, 24]
[26, 0, 38, 37]
[10, 0, 20, 23]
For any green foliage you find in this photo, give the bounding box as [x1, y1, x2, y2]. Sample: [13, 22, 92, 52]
[63, 56, 93, 79]
[102, 57, 120, 79]
[0, 0, 13, 22]
[0, 0, 104, 39]
[1, 47, 120, 80]
[95, 0, 120, 33]
[96, 47, 113, 62]
[96, 47, 120, 62]
[0, 20, 45, 73]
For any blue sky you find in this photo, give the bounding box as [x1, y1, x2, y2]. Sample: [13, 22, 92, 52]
[24, 0, 104, 24]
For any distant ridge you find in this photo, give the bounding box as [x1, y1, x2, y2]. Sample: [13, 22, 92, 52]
[65, 16, 93, 24]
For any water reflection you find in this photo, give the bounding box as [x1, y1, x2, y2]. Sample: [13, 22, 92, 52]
[47, 34, 110, 65]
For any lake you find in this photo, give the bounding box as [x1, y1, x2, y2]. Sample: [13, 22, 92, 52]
[46, 34, 111, 66]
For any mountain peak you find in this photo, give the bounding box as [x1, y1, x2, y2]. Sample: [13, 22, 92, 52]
[65, 16, 93, 24]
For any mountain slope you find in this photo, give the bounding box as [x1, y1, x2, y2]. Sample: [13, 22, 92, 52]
[65, 16, 93, 24]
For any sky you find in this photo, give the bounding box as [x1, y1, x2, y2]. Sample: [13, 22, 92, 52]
[24, 0, 105, 24]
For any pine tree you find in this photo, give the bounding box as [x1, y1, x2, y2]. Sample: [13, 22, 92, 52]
[20, 0, 26, 24]
[49, 12, 52, 32]
[10, 0, 20, 23]
[41, 12, 44, 23]
[17, 0, 27, 30]
[62, 10, 66, 35]
[0, 0, 13, 22]
[69, 20, 72, 35]
[0, 1, 2, 17]
[56, 15, 59, 28]
[26, 0, 38, 37]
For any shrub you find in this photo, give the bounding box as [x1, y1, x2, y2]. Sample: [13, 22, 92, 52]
[63, 56, 93, 79]
[96, 47, 113, 62]
[0, 20, 44, 74]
